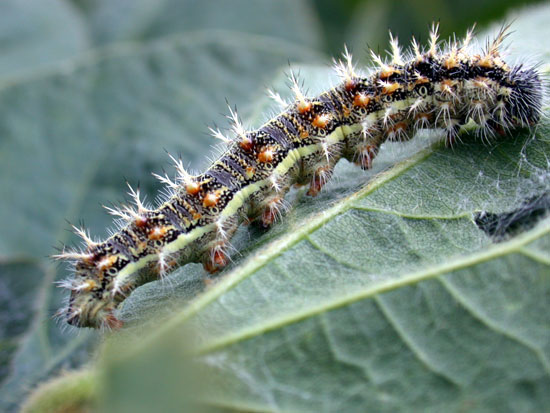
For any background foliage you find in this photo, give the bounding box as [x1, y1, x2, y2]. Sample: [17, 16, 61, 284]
[0, 0, 548, 412]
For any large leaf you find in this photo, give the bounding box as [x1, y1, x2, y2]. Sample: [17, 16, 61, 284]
[99, 5, 550, 412]
[14, 2, 550, 413]
[0, 0, 88, 83]
[99, 135, 550, 412]
[72, 0, 322, 50]
[0, 3, 324, 411]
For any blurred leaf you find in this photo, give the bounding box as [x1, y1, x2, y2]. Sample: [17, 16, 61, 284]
[0, 0, 88, 83]
[344, 0, 547, 61]
[20, 369, 98, 413]
[72, 0, 323, 50]
[0, 3, 323, 410]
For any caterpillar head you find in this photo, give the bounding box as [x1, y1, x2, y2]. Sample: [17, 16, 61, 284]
[506, 65, 543, 127]
[58, 253, 124, 330]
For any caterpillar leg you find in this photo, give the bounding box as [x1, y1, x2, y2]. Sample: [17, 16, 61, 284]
[445, 122, 462, 147]
[386, 121, 413, 142]
[104, 313, 124, 330]
[355, 144, 380, 170]
[202, 216, 240, 273]
[260, 196, 288, 228]
[203, 247, 228, 274]
[307, 165, 335, 196]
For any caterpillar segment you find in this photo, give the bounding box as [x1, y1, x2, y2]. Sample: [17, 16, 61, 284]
[55, 26, 542, 329]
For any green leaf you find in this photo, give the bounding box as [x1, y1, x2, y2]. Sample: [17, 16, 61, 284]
[342, 0, 545, 59]
[20, 370, 98, 413]
[13, 2, 550, 412]
[0, 0, 88, 83]
[73, 0, 322, 50]
[0, 3, 324, 410]
[192, 222, 550, 412]
[103, 140, 550, 412]
[96, 4, 550, 412]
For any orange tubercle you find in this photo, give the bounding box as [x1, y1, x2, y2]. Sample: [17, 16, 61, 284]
[344, 78, 356, 91]
[78, 280, 97, 292]
[214, 250, 227, 267]
[104, 313, 124, 330]
[356, 145, 377, 170]
[258, 147, 275, 163]
[203, 191, 220, 208]
[312, 114, 330, 129]
[148, 226, 167, 240]
[443, 56, 458, 69]
[390, 121, 408, 133]
[97, 255, 118, 271]
[382, 82, 401, 94]
[477, 56, 494, 68]
[379, 67, 400, 79]
[240, 135, 254, 151]
[203, 249, 227, 273]
[261, 209, 276, 228]
[261, 197, 282, 227]
[186, 181, 201, 195]
[297, 100, 312, 114]
[415, 76, 430, 85]
[353, 93, 370, 107]
[440, 79, 456, 90]
[415, 112, 431, 121]
[245, 166, 255, 179]
[307, 166, 331, 197]
[135, 215, 148, 228]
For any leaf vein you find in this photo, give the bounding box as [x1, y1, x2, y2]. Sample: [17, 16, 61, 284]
[372, 294, 462, 386]
[438, 276, 550, 376]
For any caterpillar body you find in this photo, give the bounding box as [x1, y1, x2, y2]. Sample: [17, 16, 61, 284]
[55, 25, 543, 329]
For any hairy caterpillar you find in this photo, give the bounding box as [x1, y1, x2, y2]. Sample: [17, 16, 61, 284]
[54, 25, 543, 329]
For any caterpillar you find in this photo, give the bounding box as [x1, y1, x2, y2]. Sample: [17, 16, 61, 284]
[54, 24, 543, 329]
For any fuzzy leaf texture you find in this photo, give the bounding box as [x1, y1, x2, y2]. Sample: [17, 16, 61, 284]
[2, 1, 550, 412]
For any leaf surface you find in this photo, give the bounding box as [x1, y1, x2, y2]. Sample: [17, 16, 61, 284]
[73, 0, 322, 49]
[0, 0, 88, 83]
